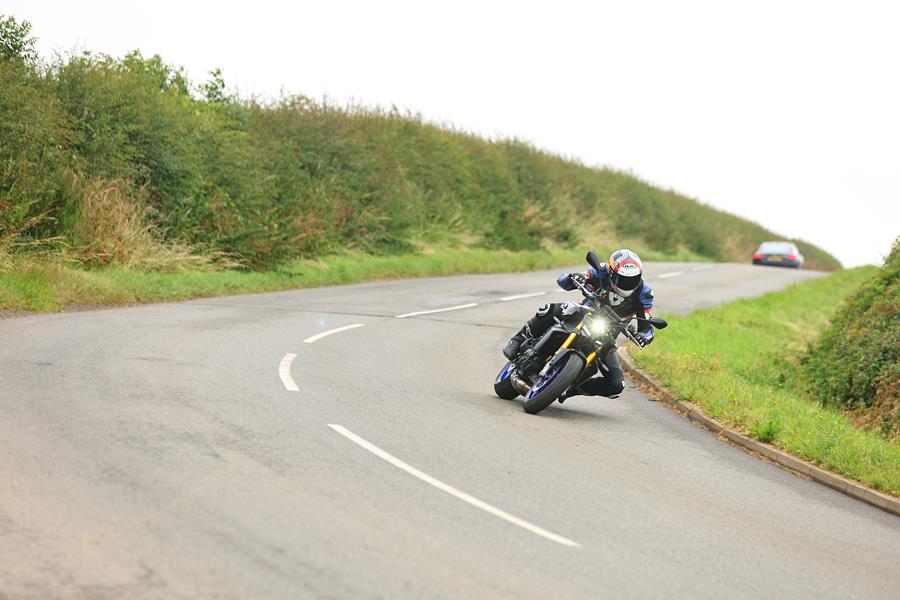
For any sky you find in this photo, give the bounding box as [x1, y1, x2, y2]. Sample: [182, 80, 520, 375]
[8, 0, 898, 266]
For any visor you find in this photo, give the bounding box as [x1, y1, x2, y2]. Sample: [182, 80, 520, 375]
[612, 272, 641, 292]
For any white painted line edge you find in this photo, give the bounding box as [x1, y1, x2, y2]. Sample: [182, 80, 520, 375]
[692, 265, 715, 272]
[304, 323, 365, 344]
[657, 271, 685, 279]
[328, 424, 580, 548]
[395, 302, 479, 319]
[279, 353, 300, 392]
[500, 292, 547, 302]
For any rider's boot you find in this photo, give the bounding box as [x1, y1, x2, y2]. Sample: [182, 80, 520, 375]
[558, 385, 585, 403]
[502, 327, 529, 360]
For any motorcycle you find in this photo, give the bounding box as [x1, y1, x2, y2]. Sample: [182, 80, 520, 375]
[494, 251, 668, 414]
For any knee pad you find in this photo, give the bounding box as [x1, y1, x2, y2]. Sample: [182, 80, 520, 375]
[560, 301, 580, 316]
[607, 370, 625, 394]
[610, 379, 625, 395]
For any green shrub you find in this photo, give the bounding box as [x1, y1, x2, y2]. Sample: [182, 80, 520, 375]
[803, 240, 899, 437]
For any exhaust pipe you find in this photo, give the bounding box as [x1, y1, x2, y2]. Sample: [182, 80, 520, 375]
[511, 372, 531, 396]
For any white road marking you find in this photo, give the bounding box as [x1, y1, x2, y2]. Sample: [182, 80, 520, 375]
[692, 265, 715, 272]
[657, 271, 685, 279]
[328, 424, 580, 548]
[303, 323, 365, 344]
[278, 353, 300, 392]
[500, 292, 546, 302]
[395, 303, 479, 319]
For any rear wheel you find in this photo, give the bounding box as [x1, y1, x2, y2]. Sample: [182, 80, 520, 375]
[494, 361, 519, 400]
[522, 353, 584, 414]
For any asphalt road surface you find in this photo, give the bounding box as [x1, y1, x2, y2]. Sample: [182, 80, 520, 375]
[2, 263, 898, 599]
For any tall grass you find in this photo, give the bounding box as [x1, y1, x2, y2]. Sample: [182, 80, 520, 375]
[69, 178, 234, 271]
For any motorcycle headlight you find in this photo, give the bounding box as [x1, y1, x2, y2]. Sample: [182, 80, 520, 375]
[583, 317, 608, 338]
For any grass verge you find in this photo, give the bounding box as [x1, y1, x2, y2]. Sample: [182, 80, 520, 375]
[0, 246, 708, 313]
[632, 267, 900, 496]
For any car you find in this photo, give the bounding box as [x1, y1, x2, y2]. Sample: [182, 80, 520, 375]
[752, 241, 804, 268]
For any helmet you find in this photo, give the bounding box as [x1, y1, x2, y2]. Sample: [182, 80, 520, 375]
[608, 249, 643, 297]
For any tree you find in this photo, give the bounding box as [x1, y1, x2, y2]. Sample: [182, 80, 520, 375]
[0, 15, 37, 63]
[200, 68, 229, 103]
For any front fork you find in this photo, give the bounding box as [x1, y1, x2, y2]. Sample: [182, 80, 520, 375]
[540, 343, 613, 399]
[544, 320, 602, 374]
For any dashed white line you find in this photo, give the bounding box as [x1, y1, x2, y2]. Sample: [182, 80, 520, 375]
[692, 265, 715, 272]
[278, 353, 299, 392]
[657, 271, 685, 279]
[395, 303, 479, 319]
[304, 323, 365, 344]
[500, 292, 547, 302]
[328, 424, 580, 547]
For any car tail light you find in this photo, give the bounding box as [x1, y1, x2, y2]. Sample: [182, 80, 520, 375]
[753, 253, 763, 259]
[786, 254, 797, 260]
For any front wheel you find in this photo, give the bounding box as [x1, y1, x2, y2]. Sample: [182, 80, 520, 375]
[522, 353, 585, 414]
[494, 361, 519, 400]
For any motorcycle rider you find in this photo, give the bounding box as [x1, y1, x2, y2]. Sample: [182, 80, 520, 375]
[502, 249, 655, 400]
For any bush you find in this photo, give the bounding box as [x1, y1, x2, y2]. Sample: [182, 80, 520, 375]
[0, 14, 843, 271]
[803, 240, 899, 438]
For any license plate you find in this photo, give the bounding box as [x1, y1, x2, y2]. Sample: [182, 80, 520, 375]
[769, 256, 782, 262]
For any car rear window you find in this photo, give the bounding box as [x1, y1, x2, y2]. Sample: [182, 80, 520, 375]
[759, 242, 795, 254]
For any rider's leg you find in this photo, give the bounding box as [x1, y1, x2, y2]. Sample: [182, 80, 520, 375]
[575, 350, 625, 398]
[503, 303, 560, 359]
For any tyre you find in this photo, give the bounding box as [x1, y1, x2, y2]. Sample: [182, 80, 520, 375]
[494, 361, 519, 400]
[522, 352, 584, 414]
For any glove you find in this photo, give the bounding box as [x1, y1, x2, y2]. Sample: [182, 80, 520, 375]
[569, 273, 587, 286]
[636, 331, 654, 347]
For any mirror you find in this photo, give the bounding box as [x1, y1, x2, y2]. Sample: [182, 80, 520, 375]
[649, 318, 668, 329]
[586, 251, 603, 272]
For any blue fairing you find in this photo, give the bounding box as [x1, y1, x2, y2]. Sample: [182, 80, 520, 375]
[496, 361, 515, 384]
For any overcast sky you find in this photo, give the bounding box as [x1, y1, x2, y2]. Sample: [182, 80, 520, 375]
[9, 0, 898, 266]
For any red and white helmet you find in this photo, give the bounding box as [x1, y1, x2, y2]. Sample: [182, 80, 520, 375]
[608, 249, 643, 297]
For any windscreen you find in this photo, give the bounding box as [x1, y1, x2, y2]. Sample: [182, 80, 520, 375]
[758, 242, 795, 254]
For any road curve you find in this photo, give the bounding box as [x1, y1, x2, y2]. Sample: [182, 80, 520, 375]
[1, 263, 898, 599]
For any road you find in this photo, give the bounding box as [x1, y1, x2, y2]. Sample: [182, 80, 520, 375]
[1, 262, 898, 599]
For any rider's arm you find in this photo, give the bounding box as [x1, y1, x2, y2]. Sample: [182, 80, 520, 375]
[636, 284, 655, 340]
[556, 267, 600, 291]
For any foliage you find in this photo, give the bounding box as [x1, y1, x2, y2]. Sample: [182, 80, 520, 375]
[199, 68, 230, 103]
[0, 14, 843, 272]
[0, 15, 37, 63]
[803, 240, 899, 438]
[633, 267, 900, 495]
